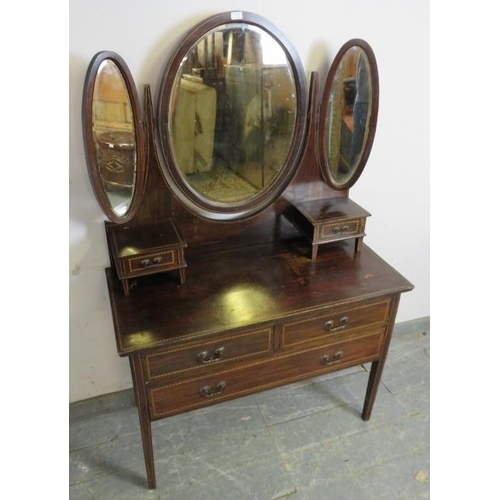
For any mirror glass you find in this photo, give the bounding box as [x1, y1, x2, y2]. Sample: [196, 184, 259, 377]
[323, 43, 377, 188]
[91, 59, 137, 216]
[158, 12, 307, 220]
[165, 22, 298, 206]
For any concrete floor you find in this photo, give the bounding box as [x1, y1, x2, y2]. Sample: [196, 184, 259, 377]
[69, 318, 430, 499]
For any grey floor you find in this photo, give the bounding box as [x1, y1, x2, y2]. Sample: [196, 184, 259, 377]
[70, 319, 430, 499]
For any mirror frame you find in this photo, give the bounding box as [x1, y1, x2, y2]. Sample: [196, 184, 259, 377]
[318, 39, 379, 191]
[157, 11, 308, 221]
[82, 51, 147, 224]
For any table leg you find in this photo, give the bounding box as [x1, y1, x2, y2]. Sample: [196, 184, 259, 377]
[179, 267, 186, 285]
[361, 294, 400, 421]
[361, 360, 384, 420]
[355, 236, 364, 253]
[129, 355, 156, 489]
[311, 244, 318, 261]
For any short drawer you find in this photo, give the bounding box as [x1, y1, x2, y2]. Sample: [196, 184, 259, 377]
[283, 299, 390, 349]
[126, 250, 177, 274]
[318, 219, 361, 242]
[148, 332, 381, 419]
[144, 327, 273, 382]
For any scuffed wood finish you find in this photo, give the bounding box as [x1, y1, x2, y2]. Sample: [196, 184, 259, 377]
[106, 238, 412, 356]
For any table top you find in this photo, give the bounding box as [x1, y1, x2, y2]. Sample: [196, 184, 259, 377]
[294, 197, 371, 223]
[106, 237, 413, 356]
[110, 219, 186, 258]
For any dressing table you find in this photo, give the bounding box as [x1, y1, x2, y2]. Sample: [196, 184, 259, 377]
[82, 12, 413, 489]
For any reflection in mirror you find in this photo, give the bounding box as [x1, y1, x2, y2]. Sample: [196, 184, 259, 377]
[326, 47, 372, 185]
[168, 23, 297, 204]
[92, 60, 137, 216]
[318, 38, 379, 192]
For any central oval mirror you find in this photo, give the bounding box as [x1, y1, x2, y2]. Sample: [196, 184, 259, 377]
[318, 39, 379, 190]
[158, 12, 307, 221]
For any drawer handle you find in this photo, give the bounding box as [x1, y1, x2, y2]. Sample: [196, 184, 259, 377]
[332, 226, 350, 235]
[324, 316, 349, 332]
[199, 381, 226, 398]
[140, 257, 163, 267]
[320, 351, 344, 365]
[197, 347, 225, 364]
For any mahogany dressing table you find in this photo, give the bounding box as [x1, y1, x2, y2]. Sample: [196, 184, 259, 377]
[81, 12, 413, 489]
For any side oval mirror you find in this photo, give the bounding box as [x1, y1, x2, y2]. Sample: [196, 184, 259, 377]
[82, 51, 147, 223]
[318, 39, 379, 190]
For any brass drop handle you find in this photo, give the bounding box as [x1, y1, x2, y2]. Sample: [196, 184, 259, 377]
[152, 256, 163, 264]
[140, 258, 152, 267]
[320, 351, 344, 365]
[197, 347, 225, 364]
[332, 226, 350, 234]
[324, 316, 349, 332]
[199, 381, 226, 398]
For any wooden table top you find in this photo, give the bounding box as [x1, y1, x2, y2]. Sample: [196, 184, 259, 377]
[106, 237, 413, 356]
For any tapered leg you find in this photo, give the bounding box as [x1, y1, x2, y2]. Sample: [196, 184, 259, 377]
[311, 244, 318, 261]
[354, 236, 364, 253]
[129, 355, 156, 489]
[361, 294, 400, 421]
[362, 360, 383, 420]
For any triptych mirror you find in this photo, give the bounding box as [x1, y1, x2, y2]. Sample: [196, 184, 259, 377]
[82, 11, 378, 225]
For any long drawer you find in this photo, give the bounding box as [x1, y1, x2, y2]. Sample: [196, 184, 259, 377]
[143, 327, 273, 383]
[148, 332, 382, 419]
[282, 299, 390, 350]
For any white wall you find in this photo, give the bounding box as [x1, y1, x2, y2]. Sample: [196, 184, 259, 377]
[69, 0, 429, 403]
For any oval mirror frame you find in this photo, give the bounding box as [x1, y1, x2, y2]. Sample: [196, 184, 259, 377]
[157, 11, 308, 221]
[318, 39, 379, 190]
[82, 51, 147, 224]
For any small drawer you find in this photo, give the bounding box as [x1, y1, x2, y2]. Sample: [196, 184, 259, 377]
[148, 332, 381, 419]
[283, 300, 390, 349]
[126, 250, 176, 274]
[144, 327, 273, 382]
[319, 219, 361, 242]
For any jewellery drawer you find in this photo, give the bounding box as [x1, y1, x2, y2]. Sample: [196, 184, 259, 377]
[143, 327, 273, 382]
[124, 249, 178, 275]
[282, 299, 390, 349]
[148, 332, 381, 419]
[318, 219, 362, 242]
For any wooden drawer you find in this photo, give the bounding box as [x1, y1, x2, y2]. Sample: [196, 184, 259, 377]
[148, 332, 382, 419]
[318, 219, 362, 242]
[143, 327, 273, 382]
[282, 299, 390, 350]
[125, 249, 177, 275]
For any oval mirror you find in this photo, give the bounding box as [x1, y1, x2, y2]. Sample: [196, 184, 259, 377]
[158, 12, 307, 221]
[82, 51, 146, 223]
[318, 39, 379, 190]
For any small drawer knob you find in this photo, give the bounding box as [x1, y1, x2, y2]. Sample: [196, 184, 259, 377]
[140, 258, 152, 267]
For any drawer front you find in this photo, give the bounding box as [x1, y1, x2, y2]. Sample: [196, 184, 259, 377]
[126, 250, 177, 274]
[318, 219, 361, 242]
[283, 300, 390, 349]
[144, 328, 273, 382]
[148, 332, 381, 419]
